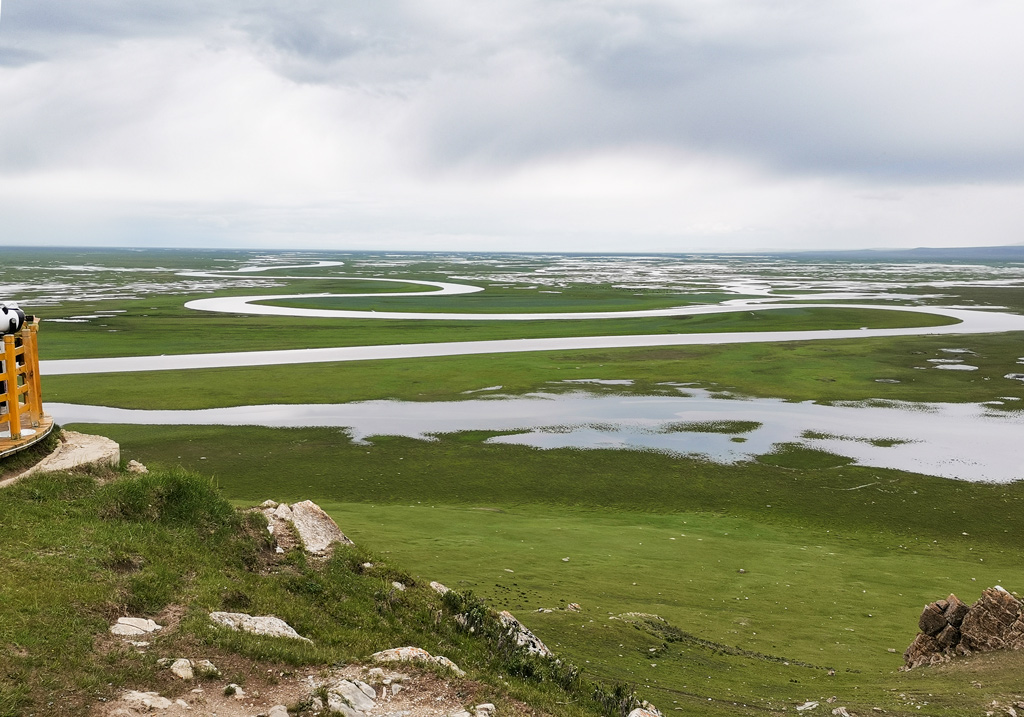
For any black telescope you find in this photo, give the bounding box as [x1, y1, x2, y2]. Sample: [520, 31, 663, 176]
[1, 302, 26, 335]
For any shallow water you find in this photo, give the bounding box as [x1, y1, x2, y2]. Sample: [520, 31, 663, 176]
[49, 388, 1024, 483]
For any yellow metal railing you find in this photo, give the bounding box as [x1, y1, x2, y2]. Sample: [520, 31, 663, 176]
[1, 321, 43, 441]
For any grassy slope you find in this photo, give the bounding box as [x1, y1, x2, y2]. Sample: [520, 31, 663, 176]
[0, 466, 644, 717]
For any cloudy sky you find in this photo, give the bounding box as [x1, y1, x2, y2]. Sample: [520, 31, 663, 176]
[1, 1, 1023, 252]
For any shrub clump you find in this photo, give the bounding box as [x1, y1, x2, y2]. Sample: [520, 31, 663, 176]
[95, 468, 236, 530]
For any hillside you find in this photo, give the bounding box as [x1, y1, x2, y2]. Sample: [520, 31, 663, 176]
[0, 451, 663, 717]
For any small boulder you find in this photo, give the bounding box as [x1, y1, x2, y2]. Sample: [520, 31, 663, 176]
[327, 679, 376, 713]
[499, 611, 553, 657]
[126, 460, 149, 474]
[289, 500, 354, 556]
[209, 612, 312, 643]
[121, 691, 173, 710]
[430, 581, 450, 595]
[110, 617, 162, 637]
[169, 658, 193, 680]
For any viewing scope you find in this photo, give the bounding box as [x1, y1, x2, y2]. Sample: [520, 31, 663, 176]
[1, 302, 26, 335]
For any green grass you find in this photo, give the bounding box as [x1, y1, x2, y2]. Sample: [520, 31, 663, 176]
[45, 332, 1024, 410]
[0, 465, 657, 717]
[36, 295, 955, 360]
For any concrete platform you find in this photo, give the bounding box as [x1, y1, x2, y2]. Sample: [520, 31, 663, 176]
[0, 429, 120, 488]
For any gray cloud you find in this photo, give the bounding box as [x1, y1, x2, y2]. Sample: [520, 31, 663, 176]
[1, 0, 1023, 250]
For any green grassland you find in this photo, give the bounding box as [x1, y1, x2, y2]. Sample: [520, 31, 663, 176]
[0, 467, 642, 717]
[56, 424, 1024, 715]
[8, 249, 1024, 715]
[45, 331, 1024, 409]
[37, 292, 953, 360]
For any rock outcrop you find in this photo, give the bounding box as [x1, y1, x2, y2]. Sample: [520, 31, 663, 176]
[371, 646, 466, 677]
[258, 499, 354, 557]
[904, 587, 1024, 668]
[209, 611, 313, 644]
[498, 610, 553, 657]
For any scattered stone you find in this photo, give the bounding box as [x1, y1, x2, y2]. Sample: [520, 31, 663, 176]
[289, 499, 355, 556]
[268, 706, 289, 717]
[110, 617, 162, 637]
[362, 562, 374, 569]
[260, 499, 279, 509]
[475, 703, 496, 717]
[627, 707, 662, 717]
[796, 702, 819, 712]
[126, 459, 149, 474]
[193, 659, 220, 678]
[372, 646, 434, 663]
[499, 611, 553, 657]
[209, 611, 313, 643]
[392, 581, 406, 591]
[905, 587, 1024, 668]
[169, 658, 193, 680]
[832, 708, 851, 717]
[430, 581, 450, 595]
[567, 603, 581, 612]
[371, 646, 466, 677]
[433, 655, 467, 677]
[121, 691, 173, 710]
[327, 678, 377, 713]
[562, 557, 570, 562]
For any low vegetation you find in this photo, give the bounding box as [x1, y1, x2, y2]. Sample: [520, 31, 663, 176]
[0, 464, 668, 717]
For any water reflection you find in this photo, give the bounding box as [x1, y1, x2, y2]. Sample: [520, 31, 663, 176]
[49, 388, 1023, 483]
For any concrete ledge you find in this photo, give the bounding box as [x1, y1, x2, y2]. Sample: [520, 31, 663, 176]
[0, 430, 120, 488]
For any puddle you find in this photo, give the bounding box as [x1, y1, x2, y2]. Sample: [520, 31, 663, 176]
[48, 389, 1024, 483]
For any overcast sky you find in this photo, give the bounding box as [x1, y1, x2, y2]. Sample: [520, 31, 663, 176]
[1, 1, 1023, 253]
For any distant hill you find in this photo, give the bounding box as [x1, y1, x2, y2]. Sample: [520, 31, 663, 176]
[773, 245, 1024, 262]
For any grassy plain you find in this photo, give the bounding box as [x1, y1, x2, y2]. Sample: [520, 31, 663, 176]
[8, 249, 1024, 715]
[61, 424, 1024, 715]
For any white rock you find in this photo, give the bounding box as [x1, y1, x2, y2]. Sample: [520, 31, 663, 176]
[328, 679, 377, 712]
[268, 706, 289, 717]
[392, 581, 406, 591]
[796, 702, 820, 712]
[289, 500, 354, 556]
[627, 709, 662, 717]
[174, 699, 190, 709]
[209, 612, 312, 643]
[193, 659, 219, 677]
[475, 703, 496, 716]
[260, 500, 279, 508]
[372, 646, 434, 663]
[355, 679, 376, 700]
[832, 708, 852, 717]
[110, 617, 162, 636]
[371, 646, 466, 677]
[169, 658, 193, 680]
[430, 581, 450, 595]
[273, 503, 294, 522]
[121, 691, 173, 710]
[126, 459, 149, 474]
[498, 611, 553, 657]
[433, 655, 466, 677]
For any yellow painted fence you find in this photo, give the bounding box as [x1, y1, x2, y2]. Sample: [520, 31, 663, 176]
[0, 321, 44, 441]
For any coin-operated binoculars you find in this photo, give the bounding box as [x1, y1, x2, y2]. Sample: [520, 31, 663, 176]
[1, 302, 25, 335]
[1, 302, 44, 443]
